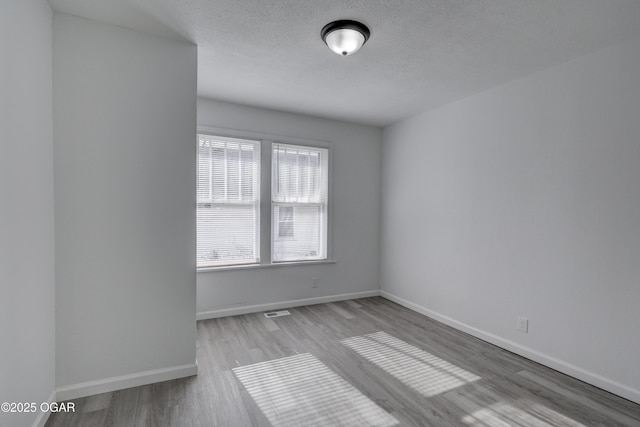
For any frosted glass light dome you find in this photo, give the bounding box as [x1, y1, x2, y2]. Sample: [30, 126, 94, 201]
[325, 28, 365, 56]
[321, 20, 370, 57]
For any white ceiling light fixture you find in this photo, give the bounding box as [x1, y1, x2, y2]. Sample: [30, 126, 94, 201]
[321, 20, 370, 56]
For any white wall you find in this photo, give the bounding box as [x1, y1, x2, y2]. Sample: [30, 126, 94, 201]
[197, 99, 382, 316]
[53, 13, 197, 397]
[0, 1, 55, 426]
[381, 36, 640, 403]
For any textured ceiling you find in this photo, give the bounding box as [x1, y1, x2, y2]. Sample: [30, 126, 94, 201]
[49, 0, 640, 126]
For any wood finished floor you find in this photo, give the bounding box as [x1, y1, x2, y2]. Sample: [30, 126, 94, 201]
[47, 297, 640, 426]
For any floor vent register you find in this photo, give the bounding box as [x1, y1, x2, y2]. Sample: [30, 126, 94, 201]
[264, 310, 291, 318]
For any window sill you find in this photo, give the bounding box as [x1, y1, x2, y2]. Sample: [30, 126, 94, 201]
[197, 259, 336, 273]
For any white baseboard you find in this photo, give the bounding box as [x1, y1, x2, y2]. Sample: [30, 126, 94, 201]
[380, 290, 640, 405]
[32, 389, 56, 427]
[197, 290, 380, 320]
[56, 363, 198, 401]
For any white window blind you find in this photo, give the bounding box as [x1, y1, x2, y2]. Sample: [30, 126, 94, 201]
[197, 135, 260, 268]
[272, 143, 328, 262]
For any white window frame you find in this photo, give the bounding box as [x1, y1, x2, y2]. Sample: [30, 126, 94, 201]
[271, 142, 329, 262]
[197, 126, 334, 272]
[196, 135, 261, 268]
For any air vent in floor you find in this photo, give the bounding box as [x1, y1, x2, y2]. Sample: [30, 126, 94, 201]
[264, 310, 290, 318]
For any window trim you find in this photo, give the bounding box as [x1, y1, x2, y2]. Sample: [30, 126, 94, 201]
[271, 142, 329, 263]
[196, 135, 261, 268]
[197, 125, 334, 272]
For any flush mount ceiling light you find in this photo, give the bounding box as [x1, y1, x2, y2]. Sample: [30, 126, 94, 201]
[321, 20, 370, 56]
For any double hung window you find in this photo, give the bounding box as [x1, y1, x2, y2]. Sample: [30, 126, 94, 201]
[197, 136, 260, 268]
[271, 143, 328, 262]
[197, 134, 329, 269]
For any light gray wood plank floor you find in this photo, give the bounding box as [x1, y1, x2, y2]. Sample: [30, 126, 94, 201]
[46, 297, 640, 426]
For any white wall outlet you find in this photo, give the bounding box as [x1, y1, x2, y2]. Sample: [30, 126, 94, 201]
[311, 277, 319, 288]
[517, 317, 529, 333]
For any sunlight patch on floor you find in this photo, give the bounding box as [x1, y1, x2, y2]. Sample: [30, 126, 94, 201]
[461, 400, 587, 426]
[341, 331, 480, 397]
[233, 353, 398, 427]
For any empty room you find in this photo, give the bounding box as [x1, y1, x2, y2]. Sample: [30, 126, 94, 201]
[2, 1, 640, 426]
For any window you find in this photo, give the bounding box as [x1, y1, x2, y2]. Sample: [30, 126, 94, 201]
[197, 135, 260, 268]
[197, 134, 330, 269]
[272, 143, 328, 262]
[276, 206, 295, 239]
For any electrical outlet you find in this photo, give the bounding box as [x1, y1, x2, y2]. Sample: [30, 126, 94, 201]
[517, 317, 529, 333]
[311, 277, 319, 288]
